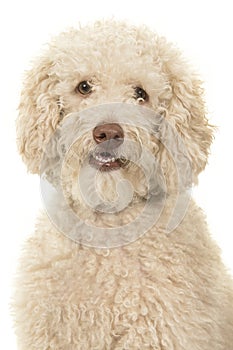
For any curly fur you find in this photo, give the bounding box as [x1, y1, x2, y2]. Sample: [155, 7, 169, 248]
[13, 20, 233, 349]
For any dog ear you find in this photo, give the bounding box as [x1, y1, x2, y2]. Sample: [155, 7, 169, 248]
[16, 56, 61, 174]
[170, 76, 214, 181]
[158, 42, 215, 184]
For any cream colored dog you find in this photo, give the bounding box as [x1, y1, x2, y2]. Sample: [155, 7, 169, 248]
[13, 20, 233, 349]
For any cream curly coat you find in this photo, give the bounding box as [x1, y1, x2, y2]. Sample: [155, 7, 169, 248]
[13, 20, 233, 349]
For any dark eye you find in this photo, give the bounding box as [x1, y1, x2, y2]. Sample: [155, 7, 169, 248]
[76, 81, 93, 95]
[134, 86, 149, 102]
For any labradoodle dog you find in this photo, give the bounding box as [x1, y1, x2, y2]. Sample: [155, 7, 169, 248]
[13, 21, 233, 349]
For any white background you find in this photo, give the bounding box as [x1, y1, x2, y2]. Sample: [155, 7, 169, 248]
[0, 0, 232, 348]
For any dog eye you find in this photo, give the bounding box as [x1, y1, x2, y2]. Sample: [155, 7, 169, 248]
[76, 81, 93, 95]
[134, 87, 149, 102]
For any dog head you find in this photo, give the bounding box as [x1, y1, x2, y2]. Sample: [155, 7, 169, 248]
[17, 20, 214, 220]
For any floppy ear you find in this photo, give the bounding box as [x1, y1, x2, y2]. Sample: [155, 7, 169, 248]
[16, 56, 61, 174]
[170, 76, 214, 179]
[158, 41, 215, 185]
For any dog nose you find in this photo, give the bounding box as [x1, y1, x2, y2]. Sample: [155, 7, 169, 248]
[93, 123, 124, 146]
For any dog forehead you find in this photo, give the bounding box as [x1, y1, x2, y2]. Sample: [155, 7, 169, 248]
[50, 42, 158, 86]
[54, 21, 156, 50]
[50, 22, 157, 70]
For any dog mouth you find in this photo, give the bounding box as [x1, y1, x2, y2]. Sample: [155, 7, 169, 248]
[89, 151, 129, 171]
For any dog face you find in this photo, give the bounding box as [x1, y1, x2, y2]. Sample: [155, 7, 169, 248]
[17, 21, 214, 213]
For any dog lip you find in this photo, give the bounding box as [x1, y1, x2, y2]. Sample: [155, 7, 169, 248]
[89, 152, 128, 171]
[97, 151, 115, 162]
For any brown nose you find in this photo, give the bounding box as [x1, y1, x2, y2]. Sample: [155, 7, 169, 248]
[93, 123, 124, 146]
